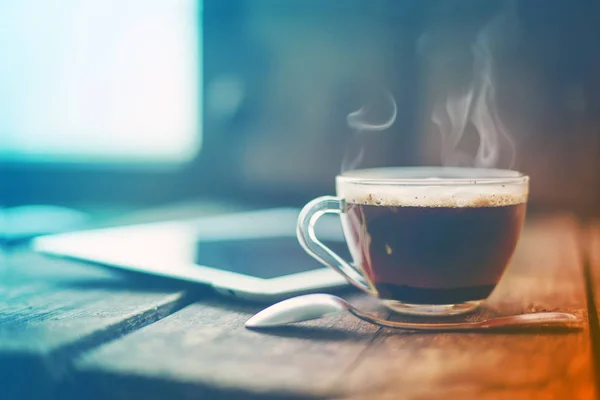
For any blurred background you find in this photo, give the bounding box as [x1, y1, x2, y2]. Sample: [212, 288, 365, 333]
[2, 0, 600, 238]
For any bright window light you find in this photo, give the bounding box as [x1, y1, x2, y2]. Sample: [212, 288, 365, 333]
[0, 0, 202, 164]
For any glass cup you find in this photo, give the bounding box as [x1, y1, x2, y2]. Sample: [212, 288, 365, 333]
[297, 167, 529, 316]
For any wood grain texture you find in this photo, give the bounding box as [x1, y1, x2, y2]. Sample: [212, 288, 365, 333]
[66, 293, 383, 400]
[65, 216, 595, 399]
[0, 252, 198, 400]
[343, 216, 595, 400]
[588, 219, 600, 383]
[589, 219, 600, 308]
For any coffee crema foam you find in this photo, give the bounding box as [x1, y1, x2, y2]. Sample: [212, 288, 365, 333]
[339, 186, 528, 208]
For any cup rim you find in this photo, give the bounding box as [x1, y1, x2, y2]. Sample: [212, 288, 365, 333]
[337, 166, 529, 186]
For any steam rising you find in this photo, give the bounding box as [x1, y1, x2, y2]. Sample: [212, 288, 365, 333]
[342, 91, 397, 172]
[347, 91, 397, 131]
[342, 2, 519, 173]
[432, 2, 518, 168]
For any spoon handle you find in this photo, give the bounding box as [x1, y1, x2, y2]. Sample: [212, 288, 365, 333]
[475, 312, 583, 330]
[348, 308, 583, 331]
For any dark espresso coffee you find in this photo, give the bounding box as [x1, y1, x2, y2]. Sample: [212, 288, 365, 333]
[342, 196, 526, 305]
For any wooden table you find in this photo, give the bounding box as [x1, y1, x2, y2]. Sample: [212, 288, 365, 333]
[1, 214, 599, 400]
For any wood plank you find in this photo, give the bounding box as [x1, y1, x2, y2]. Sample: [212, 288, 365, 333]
[66, 215, 595, 399]
[0, 251, 199, 400]
[343, 215, 595, 399]
[588, 218, 600, 297]
[66, 293, 382, 399]
[588, 219, 600, 384]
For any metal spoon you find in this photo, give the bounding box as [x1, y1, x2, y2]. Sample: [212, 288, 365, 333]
[245, 294, 582, 331]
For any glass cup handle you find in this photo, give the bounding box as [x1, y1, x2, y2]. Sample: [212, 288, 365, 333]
[297, 196, 375, 295]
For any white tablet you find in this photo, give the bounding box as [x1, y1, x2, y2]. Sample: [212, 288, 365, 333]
[33, 208, 350, 301]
